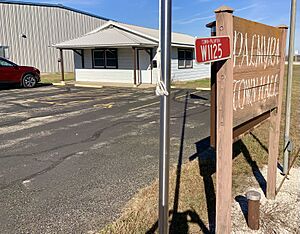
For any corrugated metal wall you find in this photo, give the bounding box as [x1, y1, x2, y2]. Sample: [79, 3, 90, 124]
[0, 3, 107, 72]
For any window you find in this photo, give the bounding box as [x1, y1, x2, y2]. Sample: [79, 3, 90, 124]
[93, 49, 118, 69]
[0, 58, 14, 67]
[178, 49, 193, 69]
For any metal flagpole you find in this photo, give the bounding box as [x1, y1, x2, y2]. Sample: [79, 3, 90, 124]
[158, 0, 172, 233]
[283, 0, 297, 174]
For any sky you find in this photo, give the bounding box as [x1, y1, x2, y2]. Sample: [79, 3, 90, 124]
[24, 0, 300, 52]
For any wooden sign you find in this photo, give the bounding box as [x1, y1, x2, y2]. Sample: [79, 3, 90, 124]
[210, 6, 287, 234]
[195, 36, 231, 63]
[232, 16, 282, 127]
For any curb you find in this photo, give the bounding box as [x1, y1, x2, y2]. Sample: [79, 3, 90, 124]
[170, 86, 211, 91]
[196, 87, 211, 91]
[74, 84, 103, 89]
[52, 81, 66, 86]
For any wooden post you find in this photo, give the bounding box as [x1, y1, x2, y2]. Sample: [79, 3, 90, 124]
[246, 190, 261, 230]
[81, 49, 85, 69]
[215, 6, 234, 234]
[132, 47, 137, 85]
[267, 25, 288, 199]
[137, 49, 140, 84]
[206, 21, 217, 148]
[59, 48, 65, 82]
[149, 48, 153, 84]
[210, 62, 217, 148]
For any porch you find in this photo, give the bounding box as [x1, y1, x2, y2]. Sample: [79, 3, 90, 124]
[58, 47, 157, 86]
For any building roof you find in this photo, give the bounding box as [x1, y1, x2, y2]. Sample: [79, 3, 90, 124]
[0, 0, 110, 21]
[54, 26, 157, 48]
[54, 21, 196, 49]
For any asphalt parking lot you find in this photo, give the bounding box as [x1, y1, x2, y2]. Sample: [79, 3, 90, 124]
[0, 84, 211, 233]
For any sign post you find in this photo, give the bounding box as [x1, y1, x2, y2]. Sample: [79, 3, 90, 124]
[267, 25, 288, 199]
[214, 6, 234, 234]
[196, 5, 287, 233]
[158, 0, 172, 233]
[283, 0, 297, 175]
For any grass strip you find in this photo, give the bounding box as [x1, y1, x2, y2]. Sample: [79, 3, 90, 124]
[40, 72, 75, 84]
[172, 78, 210, 89]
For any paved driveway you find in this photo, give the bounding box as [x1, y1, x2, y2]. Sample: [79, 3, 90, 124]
[0, 85, 210, 233]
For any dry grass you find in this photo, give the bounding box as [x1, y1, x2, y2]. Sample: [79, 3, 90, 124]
[172, 78, 210, 89]
[99, 66, 300, 233]
[232, 166, 300, 233]
[260, 202, 298, 233]
[280, 65, 300, 165]
[99, 159, 211, 234]
[40, 72, 75, 84]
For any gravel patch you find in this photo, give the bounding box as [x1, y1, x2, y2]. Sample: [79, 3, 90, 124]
[232, 166, 300, 233]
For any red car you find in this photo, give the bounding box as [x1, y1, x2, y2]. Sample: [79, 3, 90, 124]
[0, 57, 40, 88]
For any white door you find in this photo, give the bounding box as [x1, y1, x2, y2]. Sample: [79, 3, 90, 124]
[138, 50, 152, 84]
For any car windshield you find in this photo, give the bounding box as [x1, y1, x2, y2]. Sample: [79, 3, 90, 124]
[0, 58, 17, 67]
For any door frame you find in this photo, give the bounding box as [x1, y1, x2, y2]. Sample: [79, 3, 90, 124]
[136, 48, 153, 84]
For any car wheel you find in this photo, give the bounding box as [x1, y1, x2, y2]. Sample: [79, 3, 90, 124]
[22, 74, 37, 88]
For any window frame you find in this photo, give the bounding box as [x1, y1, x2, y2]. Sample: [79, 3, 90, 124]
[178, 49, 193, 69]
[92, 48, 118, 69]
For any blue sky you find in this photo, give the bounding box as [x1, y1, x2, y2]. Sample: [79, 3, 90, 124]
[25, 0, 300, 52]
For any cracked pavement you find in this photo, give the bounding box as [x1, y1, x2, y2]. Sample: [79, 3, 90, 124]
[0, 84, 210, 233]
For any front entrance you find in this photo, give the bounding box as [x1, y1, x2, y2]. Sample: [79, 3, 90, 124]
[138, 49, 152, 84]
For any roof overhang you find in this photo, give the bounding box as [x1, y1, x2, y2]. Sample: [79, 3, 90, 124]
[53, 21, 195, 49]
[53, 26, 158, 49]
[56, 44, 157, 49]
[55, 43, 194, 50]
[171, 43, 194, 48]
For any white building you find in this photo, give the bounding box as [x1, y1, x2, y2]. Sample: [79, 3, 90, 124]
[54, 21, 210, 85]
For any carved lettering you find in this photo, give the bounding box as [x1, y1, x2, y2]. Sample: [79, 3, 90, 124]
[233, 31, 280, 69]
[233, 73, 280, 111]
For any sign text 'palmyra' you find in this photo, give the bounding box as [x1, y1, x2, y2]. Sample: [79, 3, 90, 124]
[232, 16, 282, 127]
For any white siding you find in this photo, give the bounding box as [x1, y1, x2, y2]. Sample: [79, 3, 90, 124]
[152, 48, 159, 84]
[75, 69, 133, 83]
[171, 47, 210, 81]
[74, 51, 82, 69]
[0, 2, 107, 72]
[75, 48, 134, 83]
[150, 47, 210, 83]
[75, 47, 210, 84]
[84, 49, 93, 68]
[75, 48, 134, 69]
[118, 48, 134, 69]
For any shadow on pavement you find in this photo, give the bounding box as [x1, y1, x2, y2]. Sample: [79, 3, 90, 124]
[147, 91, 210, 234]
[146, 91, 267, 233]
[190, 93, 208, 100]
[0, 83, 52, 90]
